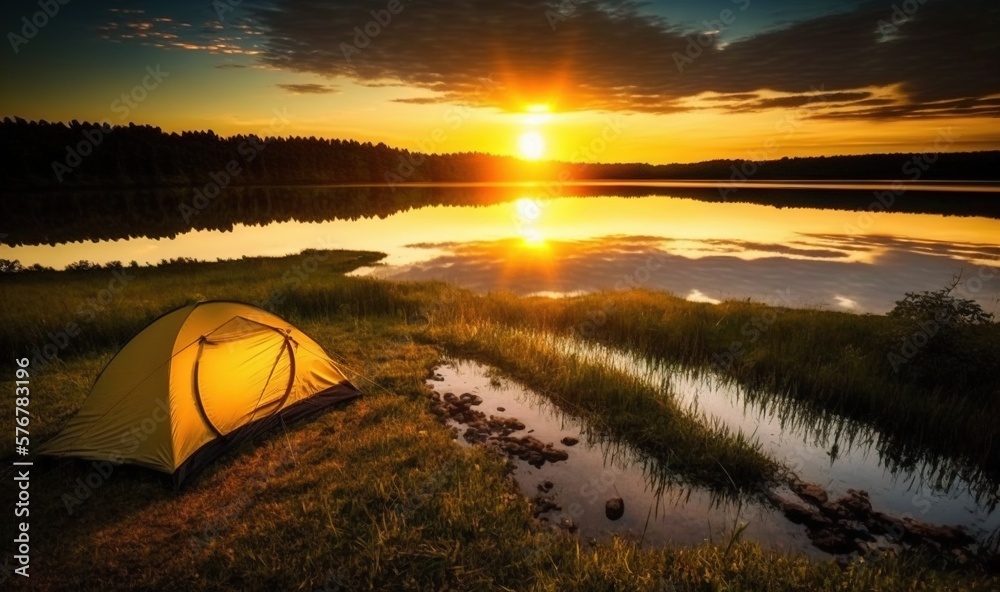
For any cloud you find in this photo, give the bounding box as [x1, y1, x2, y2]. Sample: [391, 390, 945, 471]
[275, 82, 339, 94]
[215, 63, 248, 69]
[247, 0, 999, 118]
[97, 4, 265, 56]
[392, 97, 446, 104]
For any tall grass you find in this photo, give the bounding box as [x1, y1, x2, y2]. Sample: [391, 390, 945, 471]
[425, 321, 779, 490]
[416, 288, 1000, 482]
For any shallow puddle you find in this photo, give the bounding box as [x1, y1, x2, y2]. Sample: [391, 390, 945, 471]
[427, 360, 822, 556]
[426, 349, 999, 559]
[538, 334, 1000, 545]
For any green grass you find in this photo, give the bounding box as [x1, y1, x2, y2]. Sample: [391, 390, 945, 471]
[404, 288, 1000, 486]
[1, 251, 998, 591]
[424, 321, 778, 491]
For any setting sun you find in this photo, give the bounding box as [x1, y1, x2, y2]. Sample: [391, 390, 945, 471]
[518, 130, 546, 160]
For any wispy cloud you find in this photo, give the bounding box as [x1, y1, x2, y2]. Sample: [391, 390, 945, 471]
[275, 82, 339, 94]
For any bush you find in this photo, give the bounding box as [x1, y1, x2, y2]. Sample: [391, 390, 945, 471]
[0, 259, 23, 274]
[886, 277, 996, 389]
[888, 280, 994, 328]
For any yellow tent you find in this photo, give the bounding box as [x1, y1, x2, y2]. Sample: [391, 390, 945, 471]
[39, 301, 361, 485]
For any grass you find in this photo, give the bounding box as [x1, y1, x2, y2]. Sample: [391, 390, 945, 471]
[424, 322, 779, 490]
[405, 288, 1000, 487]
[1, 250, 998, 590]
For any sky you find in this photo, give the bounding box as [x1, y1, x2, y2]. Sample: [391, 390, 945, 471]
[1, 0, 998, 164]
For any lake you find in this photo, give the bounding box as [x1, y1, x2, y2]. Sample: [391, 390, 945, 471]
[3, 182, 998, 315]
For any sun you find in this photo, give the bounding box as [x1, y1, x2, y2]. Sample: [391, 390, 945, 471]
[518, 130, 545, 160]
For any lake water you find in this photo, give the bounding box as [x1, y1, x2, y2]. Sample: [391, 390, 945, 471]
[3, 183, 998, 315]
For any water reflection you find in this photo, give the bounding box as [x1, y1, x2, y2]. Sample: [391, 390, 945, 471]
[533, 333, 1000, 545]
[3, 182, 999, 247]
[433, 353, 999, 555]
[430, 359, 816, 554]
[3, 190, 998, 315]
[380, 234, 1000, 314]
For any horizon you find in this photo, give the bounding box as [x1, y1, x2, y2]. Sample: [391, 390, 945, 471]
[5, 116, 1000, 170]
[2, 0, 999, 164]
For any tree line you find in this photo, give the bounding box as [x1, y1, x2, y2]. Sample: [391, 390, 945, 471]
[1, 117, 998, 190]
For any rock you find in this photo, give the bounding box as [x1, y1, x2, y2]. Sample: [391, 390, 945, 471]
[522, 436, 546, 449]
[900, 517, 973, 546]
[606, 497, 625, 520]
[822, 489, 872, 520]
[459, 393, 484, 406]
[497, 407, 505, 412]
[532, 494, 561, 516]
[791, 481, 829, 506]
[808, 528, 858, 555]
[488, 416, 525, 435]
[462, 427, 487, 444]
[541, 447, 569, 463]
[780, 500, 832, 528]
[869, 511, 906, 540]
[560, 436, 579, 446]
[559, 518, 578, 533]
[543, 480, 554, 491]
[840, 520, 876, 543]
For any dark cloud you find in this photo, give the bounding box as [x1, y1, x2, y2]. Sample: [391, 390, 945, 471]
[247, 0, 999, 117]
[215, 63, 248, 69]
[745, 92, 874, 110]
[275, 82, 339, 94]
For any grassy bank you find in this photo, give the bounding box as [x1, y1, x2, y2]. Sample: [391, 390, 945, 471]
[425, 322, 778, 490]
[405, 288, 1000, 483]
[2, 251, 998, 590]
